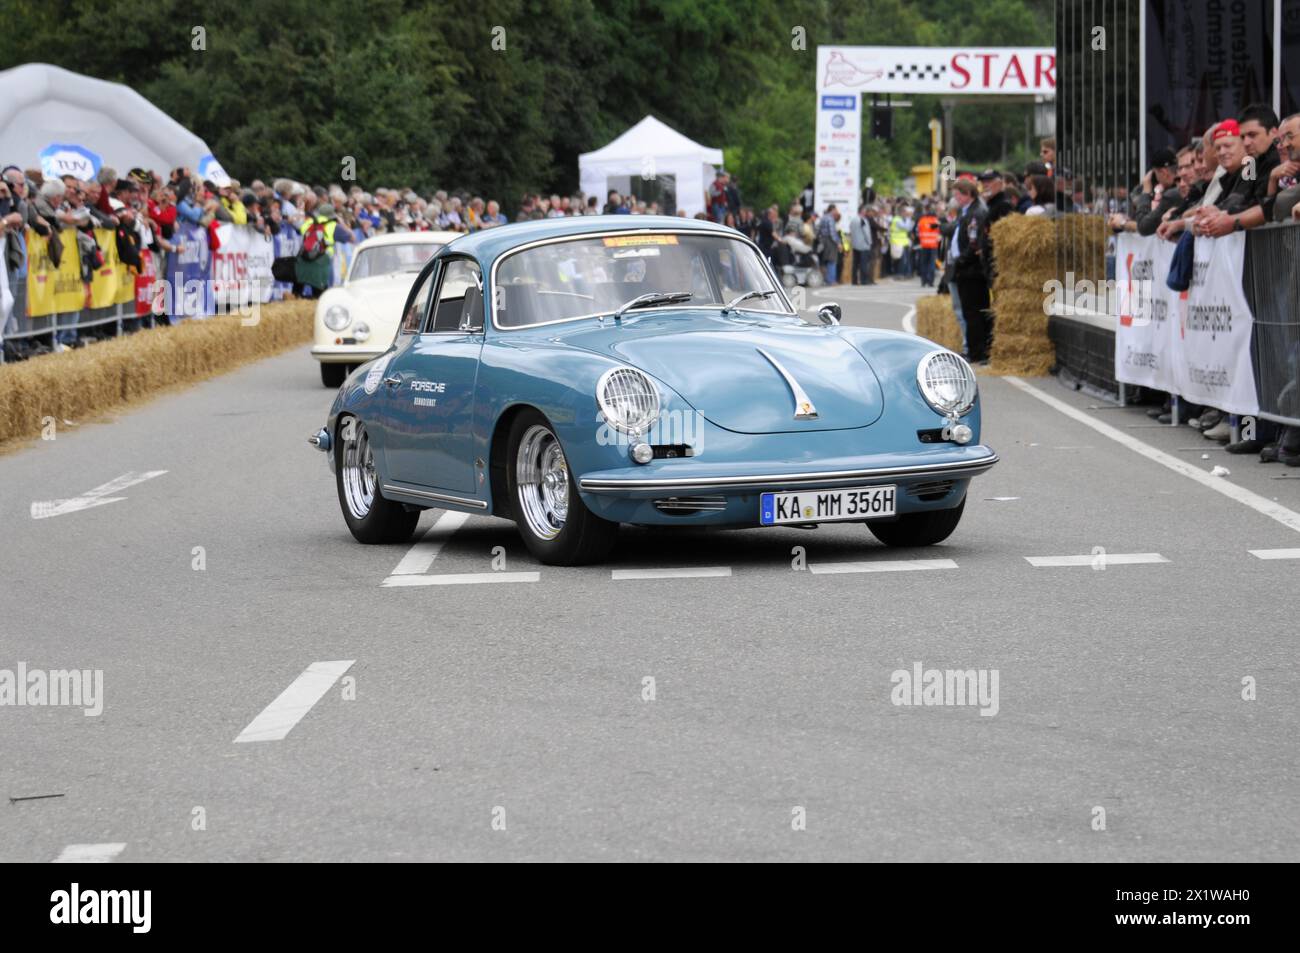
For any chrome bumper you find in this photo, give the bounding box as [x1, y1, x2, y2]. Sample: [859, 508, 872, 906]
[578, 452, 998, 495]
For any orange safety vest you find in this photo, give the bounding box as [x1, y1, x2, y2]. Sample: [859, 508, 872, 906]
[917, 215, 941, 249]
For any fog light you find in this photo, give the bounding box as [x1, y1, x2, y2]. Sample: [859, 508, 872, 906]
[630, 442, 653, 464]
[946, 423, 973, 445]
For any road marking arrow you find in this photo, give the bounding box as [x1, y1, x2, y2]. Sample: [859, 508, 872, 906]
[31, 470, 168, 520]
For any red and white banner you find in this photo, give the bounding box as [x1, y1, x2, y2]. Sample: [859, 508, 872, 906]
[211, 223, 274, 308]
[817, 46, 1055, 96]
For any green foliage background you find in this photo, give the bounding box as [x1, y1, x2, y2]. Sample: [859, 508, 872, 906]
[1, 0, 1053, 211]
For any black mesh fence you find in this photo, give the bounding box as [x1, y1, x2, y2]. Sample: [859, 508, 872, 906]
[1244, 223, 1300, 427]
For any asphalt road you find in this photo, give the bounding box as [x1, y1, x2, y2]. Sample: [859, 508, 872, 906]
[2, 284, 1298, 862]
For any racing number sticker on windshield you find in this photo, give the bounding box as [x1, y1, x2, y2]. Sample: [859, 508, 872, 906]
[602, 235, 679, 247]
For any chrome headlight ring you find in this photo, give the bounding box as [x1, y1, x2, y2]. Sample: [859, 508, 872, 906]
[597, 367, 660, 436]
[916, 349, 978, 418]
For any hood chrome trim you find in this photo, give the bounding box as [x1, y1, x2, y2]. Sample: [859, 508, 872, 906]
[756, 347, 818, 419]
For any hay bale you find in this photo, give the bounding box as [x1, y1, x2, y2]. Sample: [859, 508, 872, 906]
[991, 215, 1056, 277]
[991, 289, 1051, 335]
[915, 294, 963, 352]
[989, 329, 1055, 376]
[0, 300, 314, 448]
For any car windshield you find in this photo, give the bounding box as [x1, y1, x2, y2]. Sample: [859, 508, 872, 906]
[348, 243, 442, 281]
[493, 232, 786, 328]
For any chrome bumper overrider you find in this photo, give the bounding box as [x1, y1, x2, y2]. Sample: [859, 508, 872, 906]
[578, 452, 999, 494]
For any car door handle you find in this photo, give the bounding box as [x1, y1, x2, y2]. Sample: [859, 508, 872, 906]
[383, 376, 401, 388]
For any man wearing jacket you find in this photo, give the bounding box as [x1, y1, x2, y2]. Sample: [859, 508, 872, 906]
[950, 180, 993, 364]
[849, 204, 874, 285]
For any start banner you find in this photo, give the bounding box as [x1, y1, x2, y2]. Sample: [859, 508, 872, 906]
[1113, 233, 1258, 416]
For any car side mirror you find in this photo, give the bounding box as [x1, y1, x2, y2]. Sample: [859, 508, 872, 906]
[817, 302, 841, 326]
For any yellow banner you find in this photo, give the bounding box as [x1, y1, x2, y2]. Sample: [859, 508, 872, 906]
[90, 226, 130, 308]
[23, 227, 136, 315]
[25, 228, 85, 317]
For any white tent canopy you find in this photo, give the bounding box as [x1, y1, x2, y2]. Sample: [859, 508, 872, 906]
[0, 63, 227, 185]
[579, 116, 723, 217]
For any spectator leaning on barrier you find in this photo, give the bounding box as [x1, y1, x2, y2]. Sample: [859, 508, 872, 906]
[1267, 112, 1300, 222]
[1196, 105, 1281, 237]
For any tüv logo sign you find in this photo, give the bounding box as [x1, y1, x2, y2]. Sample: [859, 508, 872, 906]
[39, 143, 102, 180]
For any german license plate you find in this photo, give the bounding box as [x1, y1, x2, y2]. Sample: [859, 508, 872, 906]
[760, 485, 897, 525]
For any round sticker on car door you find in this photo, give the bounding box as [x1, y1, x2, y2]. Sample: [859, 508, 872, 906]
[363, 354, 392, 395]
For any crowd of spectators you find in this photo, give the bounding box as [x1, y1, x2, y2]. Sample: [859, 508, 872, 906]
[0, 163, 697, 361]
[1101, 104, 1300, 466]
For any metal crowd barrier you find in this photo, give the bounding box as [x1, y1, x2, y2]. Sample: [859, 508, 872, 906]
[2, 237, 356, 364]
[1244, 222, 1300, 427]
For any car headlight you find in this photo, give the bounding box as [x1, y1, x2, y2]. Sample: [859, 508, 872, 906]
[352, 321, 370, 343]
[324, 305, 351, 331]
[597, 367, 660, 435]
[917, 350, 978, 417]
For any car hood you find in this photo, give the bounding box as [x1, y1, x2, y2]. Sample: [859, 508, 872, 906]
[336, 273, 423, 316]
[554, 312, 884, 433]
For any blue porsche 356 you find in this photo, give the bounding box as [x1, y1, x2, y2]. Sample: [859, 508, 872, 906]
[310, 215, 997, 564]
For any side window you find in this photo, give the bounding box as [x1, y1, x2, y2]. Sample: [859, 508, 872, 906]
[431, 259, 484, 332]
[400, 263, 437, 335]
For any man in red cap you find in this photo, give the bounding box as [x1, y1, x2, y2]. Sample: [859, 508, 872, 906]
[1196, 105, 1281, 236]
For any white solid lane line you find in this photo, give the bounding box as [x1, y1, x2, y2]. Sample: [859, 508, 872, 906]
[611, 567, 733, 580]
[1003, 376, 1300, 535]
[1249, 548, 1300, 559]
[808, 558, 958, 574]
[381, 572, 540, 586]
[902, 305, 917, 334]
[234, 660, 355, 743]
[1025, 553, 1168, 568]
[31, 470, 168, 520]
[389, 510, 472, 575]
[53, 843, 126, 863]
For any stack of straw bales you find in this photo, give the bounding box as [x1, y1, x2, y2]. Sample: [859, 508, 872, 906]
[988, 213, 1107, 376]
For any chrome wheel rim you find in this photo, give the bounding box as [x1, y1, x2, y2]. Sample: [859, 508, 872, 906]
[341, 419, 377, 520]
[516, 424, 569, 540]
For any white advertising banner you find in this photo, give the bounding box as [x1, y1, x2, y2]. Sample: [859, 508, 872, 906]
[1171, 232, 1258, 416]
[211, 224, 275, 307]
[1114, 234, 1177, 392]
[813, 91, 861, 218]
[1113, 233, 1258, 416]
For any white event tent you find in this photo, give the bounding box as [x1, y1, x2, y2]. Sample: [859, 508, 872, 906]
[578, 116, 724, 217]
[0, 63, 228, 185]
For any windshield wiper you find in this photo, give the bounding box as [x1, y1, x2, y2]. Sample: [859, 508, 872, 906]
[720, 289, 778, 315]
[610, 291, 693, 323]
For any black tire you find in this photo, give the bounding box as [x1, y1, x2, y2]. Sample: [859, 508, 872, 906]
[321, 362, 347, 388]
[506, 409, 618, 565]
[867, 495, 966, 547]
[334, 416, 421, 544]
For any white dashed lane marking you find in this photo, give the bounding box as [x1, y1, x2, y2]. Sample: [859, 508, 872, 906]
[1249, 548, 1300, 560]
[53, 843, 126, 863]
[382, 572, 540, 586]
[389, 510, 472, 575]
[612, 567, 732, 580]
[1025, 553, 1169, 568]
[234, 660, 355, 743]
[808, 558, 958, 574]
